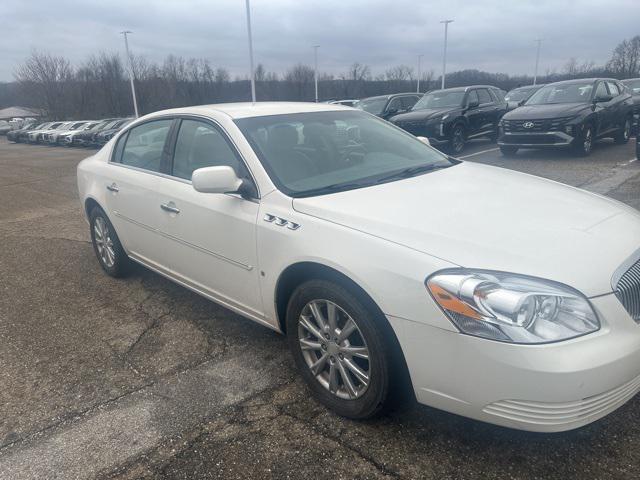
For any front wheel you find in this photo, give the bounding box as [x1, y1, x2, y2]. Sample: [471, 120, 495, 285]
[286, 280, 393, 419]
[614, 117, 631, 144]
[449, 124, 466, 155]
[573, 124, 594, 156]
[89, 206, 131, 277]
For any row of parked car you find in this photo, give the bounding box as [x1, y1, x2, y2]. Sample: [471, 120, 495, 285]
[6, 118, 134, 148]
[352, 77, 640, 156]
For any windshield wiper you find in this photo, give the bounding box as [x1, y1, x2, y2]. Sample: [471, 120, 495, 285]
[375, 163, 450, 183]
[295, 182, 368, 197]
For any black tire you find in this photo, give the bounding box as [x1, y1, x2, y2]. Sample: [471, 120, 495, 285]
[614, 117, 632, 144]
[286, 279, 395, 419]
[89, 206, 131, 278]
[500, 145, 518, 156]
[573, 123, 594, 157]
[449, 124, 466, 155]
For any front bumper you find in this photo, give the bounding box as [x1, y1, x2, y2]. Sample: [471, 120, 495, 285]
[498, 131, 575, 148]
[390, 293, 640, 432]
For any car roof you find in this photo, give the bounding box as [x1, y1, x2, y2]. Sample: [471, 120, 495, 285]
[509, 84, 544, 91]
[143, 102, 352, 120]
[359, 93, 421, 102]
[549, 78, 617, 86]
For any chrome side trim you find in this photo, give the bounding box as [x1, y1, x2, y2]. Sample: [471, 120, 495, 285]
[113, 211, 254, 271]
[263, 213, 300, 230]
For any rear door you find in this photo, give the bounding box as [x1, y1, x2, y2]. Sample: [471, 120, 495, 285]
[606, 81, 625, 131]
[104, 118, 175, 264]
[464, 90, 484, 135]
[474, 88, 499, 135]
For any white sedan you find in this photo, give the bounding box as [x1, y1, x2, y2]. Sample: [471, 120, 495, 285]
[77, 102, 640, 432]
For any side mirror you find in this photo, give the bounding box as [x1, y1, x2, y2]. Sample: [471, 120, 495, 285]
[467, 99, 480, 109]
[416, 136, 431, 146]
[192, 166, 243, 194]
[518, 99, 527, 106]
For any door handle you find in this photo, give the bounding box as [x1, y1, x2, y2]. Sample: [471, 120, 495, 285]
[160, 202, 180, 214]
[106, 183, 119, 192]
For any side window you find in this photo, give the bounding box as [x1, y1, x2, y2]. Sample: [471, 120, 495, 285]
[595, 82, 608, 100]
[606, 81, 620, 97]
[466, 90, 479, 106]
[120, 120, 172, 172]
[477, 89, 493, 105]
[387, 97, 403, 112]
[401, 96, 419, 110]
[172, 119, 243, 180]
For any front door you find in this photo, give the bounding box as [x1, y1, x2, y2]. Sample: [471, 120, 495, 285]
[155, 118, 263, 317]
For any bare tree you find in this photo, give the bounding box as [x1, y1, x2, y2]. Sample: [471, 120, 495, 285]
[14, 50, 73, 119]
[385, 65, 414, 81]
[607, 36, 640, 78]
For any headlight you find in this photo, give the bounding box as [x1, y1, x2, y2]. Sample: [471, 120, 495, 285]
[426, 269, 599, 344]
[427, 114, 449, 123]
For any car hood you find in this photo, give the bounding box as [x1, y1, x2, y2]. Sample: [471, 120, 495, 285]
[390, 107, 459, 123]
[504, 103, 590, 120]
[292, 162, 640, 297]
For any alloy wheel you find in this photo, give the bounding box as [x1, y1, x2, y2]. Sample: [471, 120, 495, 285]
[94, 216, 116, 268]
[583, 127, 592, 153]
[297, 299, 370, 400]
[452, 127, 465, 153]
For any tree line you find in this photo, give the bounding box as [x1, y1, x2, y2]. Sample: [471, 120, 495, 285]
[2, 35, 639, 121]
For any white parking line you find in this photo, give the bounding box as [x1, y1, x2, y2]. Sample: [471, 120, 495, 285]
[458, 147, 500, 159]
[619, 158, 637, 167]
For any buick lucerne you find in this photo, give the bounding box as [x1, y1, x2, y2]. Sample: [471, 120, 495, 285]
[77, 102, 640, 432]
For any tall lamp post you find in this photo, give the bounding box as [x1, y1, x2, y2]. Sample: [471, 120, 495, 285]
[245, 0, 256, 103]
[440, 19, 453, 89]
[533, 38, 543, 85]
[120, 31, 139, 118]
[313, 45, 320, 102]
[417, 54, 424, 93]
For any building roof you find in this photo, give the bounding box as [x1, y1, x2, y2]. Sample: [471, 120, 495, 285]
[0, 106, 41, 120]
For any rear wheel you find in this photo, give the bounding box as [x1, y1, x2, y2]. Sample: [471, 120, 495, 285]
[449, 124, 466, 155]
[286, 280, 393, 419]
[500, 145, 519, 156]
[573, 123, 594, 156]
[89, 206, 131, 278]
[614, 117, 631, 144]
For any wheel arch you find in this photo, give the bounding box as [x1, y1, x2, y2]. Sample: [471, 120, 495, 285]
[274, 261, 414, 400]
[84, 196, 103, 220]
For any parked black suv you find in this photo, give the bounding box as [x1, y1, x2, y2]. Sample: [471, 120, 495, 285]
[621, 78, 640, 134]
[355, 93, 422, 120]
[498, 78, 633, 156]
[389, 85, 508, 154]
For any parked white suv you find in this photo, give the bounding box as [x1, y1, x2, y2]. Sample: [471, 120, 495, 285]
[77, 102, 640, 432]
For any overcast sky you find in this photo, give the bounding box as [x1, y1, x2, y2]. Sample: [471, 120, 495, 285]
[2, 0, 639, 82]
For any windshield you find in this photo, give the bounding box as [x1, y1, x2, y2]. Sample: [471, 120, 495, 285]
[526, 83, 593, 105]
[505, 88, 536, 102]
[355, 98, 387, 115]
[623, 79, 640, 93]
[413, 91, 465, 109]
[234, 110, 453, 197]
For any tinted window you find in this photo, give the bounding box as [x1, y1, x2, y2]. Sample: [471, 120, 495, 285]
[466, 90, 479, 106]
[387, 97, 403, 112]
[401, 96, 420, 109]
[595, 82, 608, 100]
[606, 81, 620, 97]
[527, 82, 594, 104]
[477, 89, 493, 104]
[120, 119, 172, 172]
[172, 119, 243, 180]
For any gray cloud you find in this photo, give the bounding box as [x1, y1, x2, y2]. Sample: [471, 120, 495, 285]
[1, 0, 639, 81]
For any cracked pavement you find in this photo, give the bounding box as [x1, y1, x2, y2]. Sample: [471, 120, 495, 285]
[1, 136, 639, 479]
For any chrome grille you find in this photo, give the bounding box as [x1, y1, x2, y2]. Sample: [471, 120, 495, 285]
[503, 117, 574, 133]
[616, 258, 640, 323]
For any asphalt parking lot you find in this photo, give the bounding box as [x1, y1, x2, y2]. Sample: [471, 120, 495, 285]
[1, 135, 639, 480]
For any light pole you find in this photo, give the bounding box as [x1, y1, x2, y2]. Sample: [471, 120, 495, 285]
[245, 0, 256, 103]
[120, 31, 139, 118]
[417, 54, 424, 93]
[533, 38, 543, 85]
[313, 45, 320, 102]
[440, 19, 453, 89]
